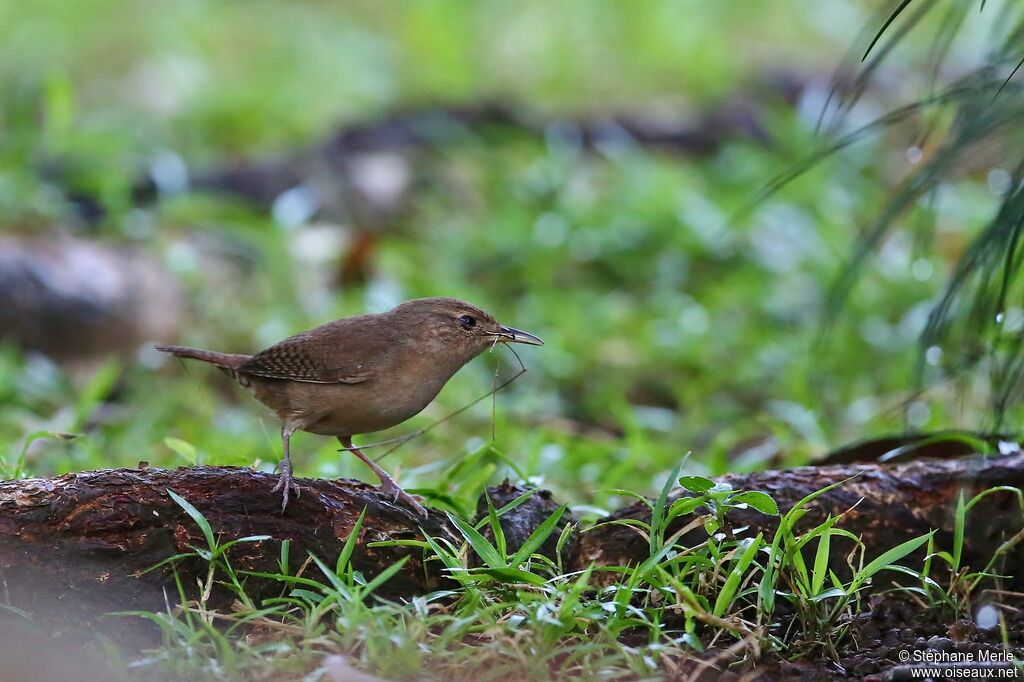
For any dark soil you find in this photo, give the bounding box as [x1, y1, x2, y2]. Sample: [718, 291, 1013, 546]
[694, 593, 1024, 681]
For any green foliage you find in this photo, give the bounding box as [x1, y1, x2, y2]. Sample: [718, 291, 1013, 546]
[3, 3, 1006, 498]
[1, 2, 1021, 679]
[95, 472, 1009, 679]
[918, 485, 1024, 614]
[758, 0, 1024, 427]
[1, 429, 77, 479]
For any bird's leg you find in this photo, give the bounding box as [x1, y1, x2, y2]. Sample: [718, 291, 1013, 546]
[271, 423, 302, 511]
[339, 436, 428, 517]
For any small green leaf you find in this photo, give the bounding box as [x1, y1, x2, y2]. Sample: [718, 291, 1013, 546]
[730, 491, 779, 516]
[678, 476, 715, 494]
[669, 496, 707, 518]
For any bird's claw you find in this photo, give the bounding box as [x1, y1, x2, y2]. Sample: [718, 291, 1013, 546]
[379, 477, 429, 517]
[272, 462, 302, 512]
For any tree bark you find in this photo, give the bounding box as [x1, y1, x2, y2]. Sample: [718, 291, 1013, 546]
[2, 453, 1023, 643]
[578, 452, 1024, 586]
[0, 467, 451, 645]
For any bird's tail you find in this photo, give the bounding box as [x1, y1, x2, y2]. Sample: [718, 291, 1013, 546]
[155, 345, 250, 369]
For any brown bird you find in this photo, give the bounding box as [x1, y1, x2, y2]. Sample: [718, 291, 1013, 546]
[156, 297, 543, 515]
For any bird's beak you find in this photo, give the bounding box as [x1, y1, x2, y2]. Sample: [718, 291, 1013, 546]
[498, 325, 544, 346]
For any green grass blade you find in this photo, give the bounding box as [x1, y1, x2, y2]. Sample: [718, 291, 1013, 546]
[484, 491, 507, 558]
[447, 512, 504, 569]
[510, 504, 567, 567]
[337, 507, 367, 575]
[651, 458, 686, 554]
[848, 531, 934, 594]
[167, 488, 215, 551]
[467, 566, 548, 586]
[361, 556, 410, 595]
[811, 530, 831, 595]
[713, 533, 763, 617]
[309, 553, 353, 598]
[952, 490, 965, 571]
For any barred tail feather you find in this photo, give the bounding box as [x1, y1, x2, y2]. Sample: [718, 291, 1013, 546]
[154, 345, 251, 370]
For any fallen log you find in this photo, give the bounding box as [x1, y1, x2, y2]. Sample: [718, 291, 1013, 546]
[580, 452, 1024, 586]
[2, 453, 1023, 644]
[0, 468, 446, 646]
[0, 467, 560, 645]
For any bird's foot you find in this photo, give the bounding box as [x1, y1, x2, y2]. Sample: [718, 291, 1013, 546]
[378, 477, 429, 517]
[271, 461, 302, 512]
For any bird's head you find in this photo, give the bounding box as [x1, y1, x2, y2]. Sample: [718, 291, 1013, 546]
[391, 297, 543, 362]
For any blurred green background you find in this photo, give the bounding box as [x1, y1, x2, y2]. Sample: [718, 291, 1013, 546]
[0, 1, 1008, 514]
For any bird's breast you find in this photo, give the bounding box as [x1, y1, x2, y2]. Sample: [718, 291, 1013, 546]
[242, 345, 473, 437]
[249, 370, 456, 437]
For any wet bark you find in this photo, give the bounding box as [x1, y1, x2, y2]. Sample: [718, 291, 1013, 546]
[2, 453, 1023, 643]
[0, 467, 450, 645]
[579, 452, 1024, 586]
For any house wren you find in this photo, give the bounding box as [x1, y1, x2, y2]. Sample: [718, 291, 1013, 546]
[156, 297, 543, 515]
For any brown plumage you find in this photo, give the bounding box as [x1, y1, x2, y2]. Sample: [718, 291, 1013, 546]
[156, 297, 543, 515]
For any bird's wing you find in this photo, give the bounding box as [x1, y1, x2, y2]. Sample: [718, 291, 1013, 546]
[237, 316, 394, 384]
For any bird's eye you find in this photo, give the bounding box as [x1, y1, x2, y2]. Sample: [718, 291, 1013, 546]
[458, 314, 477, 329]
